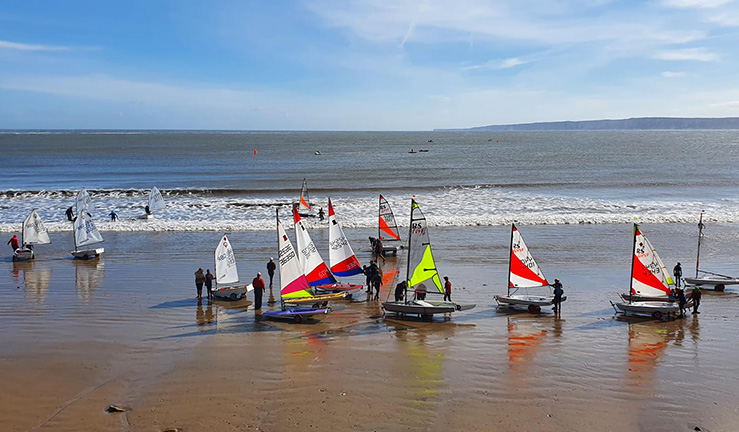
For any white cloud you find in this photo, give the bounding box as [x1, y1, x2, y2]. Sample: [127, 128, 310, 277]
[707, 100, 739, 108]
[662, 0, 731, 8]
[464, 57, 527, 71]
[0, 40, 69, 51]
[654, 48, 718, 61]
[661, 71, 687, 77]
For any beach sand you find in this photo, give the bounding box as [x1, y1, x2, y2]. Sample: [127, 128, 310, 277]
[2, 225, 739, 431]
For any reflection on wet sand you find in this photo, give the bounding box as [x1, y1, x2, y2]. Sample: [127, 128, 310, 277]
[13, 260, 52, 303]
[195, 299, 215, 327]
[75, 260, 104, 302]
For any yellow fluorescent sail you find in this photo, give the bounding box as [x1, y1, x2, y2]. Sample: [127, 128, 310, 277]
[409, 244, 443, 293]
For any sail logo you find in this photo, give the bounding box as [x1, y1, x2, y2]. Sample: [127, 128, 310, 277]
[329, 237, 348, 250]
[279, 244, 295, 265]
[217, 250, 236, 266]
[301, 243, 317, 258]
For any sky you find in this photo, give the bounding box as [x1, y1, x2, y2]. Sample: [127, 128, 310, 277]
[2, 0, 739, 130]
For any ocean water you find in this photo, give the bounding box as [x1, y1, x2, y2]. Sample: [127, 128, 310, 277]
[2, 130, 739, 232]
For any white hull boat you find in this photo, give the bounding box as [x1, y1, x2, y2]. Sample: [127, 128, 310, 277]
[13, 210, 51, 261]
[495, 294, 567, 312]
[619, 292, 670, 302]
[686, 212, 739, 291]
[138, 214, 154, 220]
[383, 300, 475, 317]
[13, 247, 34, 261]
[212, 284, 253, 300]
[613, 301, 684, 319]
[71, 247, 105, 259]
[381, 244, 402, 256]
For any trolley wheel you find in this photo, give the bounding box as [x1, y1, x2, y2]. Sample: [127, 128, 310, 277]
[230, 293, 237, 300]
[528, 305, 541, 314]
[652, 311, 663, 319]
[716, 284, 725, 292]
[293, 314, 303, 323]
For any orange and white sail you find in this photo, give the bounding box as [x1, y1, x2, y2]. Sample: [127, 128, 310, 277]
[378, 195, 400, 241]
[328, 198, 362, 277]
[631, 224, 673, 297]
[508, 223, 548, 288]
[293, 205, 336, 286]
[298, 178, 312, 212]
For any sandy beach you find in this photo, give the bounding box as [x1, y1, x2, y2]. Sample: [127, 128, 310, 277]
[2, 225, 739, 431]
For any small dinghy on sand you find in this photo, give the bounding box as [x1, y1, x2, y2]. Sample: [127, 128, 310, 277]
[71, 189, 104, 259]
[494, 223, 565, 313]
[683, 211, 739, 291]
[613, 223, 687, 319]
[13, 210, 51, 261]
[139, 186, 165, 220]
[376, 195, 403, 256]
[382, 199, 475, 319]
[211, 235, 253, 300]
[263, 212, 330, 323]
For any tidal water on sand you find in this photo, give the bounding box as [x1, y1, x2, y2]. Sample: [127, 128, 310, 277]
[1, 131, 739, 431]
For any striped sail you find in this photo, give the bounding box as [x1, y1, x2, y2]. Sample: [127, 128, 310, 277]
[407, 200, 443, 293]
[277, 216, 313, 299]
[148, 187, 166, 212]
[73, 211, 104, 248]
[75, 188, 91, 215]
[298, 178, 312, 212]
[328, 198, 362, 277]
[509, 223, 548, 288]
[293, 205, 336, 286]
[22, 210, 51, 246]
[214, 235, 239, 285]
[378, 195, 401, 241]
[631, 224, 673, 297]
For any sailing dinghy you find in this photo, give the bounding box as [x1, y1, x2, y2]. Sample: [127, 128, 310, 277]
[211, 235, 253, 300]
[293, 205, 357, 295]
[263, 211, 330, 323]
[494, 223, 565, 313]
[614, 223, 685, 319]
[72, 210, 104, 259]
[377, 195, 403, 256]
[13, 210, 51, 261]
[324, 198, 364, 293]
[294, 178, 316, 217]
[139, 186, 165, 219]
[683, 211, 739, 291]
[382, 199, 475, 319]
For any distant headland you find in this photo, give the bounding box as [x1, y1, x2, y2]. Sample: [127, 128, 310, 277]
[435, 117, 739, 131]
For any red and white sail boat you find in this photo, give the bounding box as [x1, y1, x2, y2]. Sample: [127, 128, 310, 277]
[614, 223, 685, 319]
[293, 205, 357, 295]
[495, 223, 563, 313]
[377, 195, 402, 255]
[326, 198, 363, 291]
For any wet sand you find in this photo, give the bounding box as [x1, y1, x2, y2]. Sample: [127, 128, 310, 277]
[2, 225, 739, 431]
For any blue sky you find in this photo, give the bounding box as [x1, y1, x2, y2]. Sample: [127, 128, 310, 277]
[1, 0, 739, 130]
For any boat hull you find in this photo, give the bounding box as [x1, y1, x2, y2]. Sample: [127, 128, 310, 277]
[13, 248, 34, 261]
[283, 292, 346, 307]
[71, 248, 104, 259]
[139, 214, 154, 220]
[614, 301, 686, 318]
[684, 276, 739, 290]
[381, 244, 402, 256]
[212, 284, 253, 300]
[314, 283, 363, 294]
[262, 307, 330, 323]
[620, 293, 671, 302]
[382, 300, 475, 317]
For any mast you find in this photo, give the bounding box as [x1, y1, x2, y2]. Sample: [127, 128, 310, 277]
[276, 208, 283, 309]
[507, 222, 515, 296]
[214, 237, 218, 292]
[695, 211, 704, 278]
[404, 199, 414, 304]
[628, 223, 638, 304]
[377, 195, 381, 241]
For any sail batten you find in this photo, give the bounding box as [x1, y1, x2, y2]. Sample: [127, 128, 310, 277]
[407, 200, 443, 293]
[215, 235, 239, 285]
[328, 198, 362, 277]
[630, 224, 673, 297]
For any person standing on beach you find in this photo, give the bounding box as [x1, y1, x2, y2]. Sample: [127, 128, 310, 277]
[266, 258, 276, 287]
[65, 206, 74, 222]
[204, 269, 214, 299]
[373, 267, 383, 300]
[443, 276, 452, 301]
[252, 272, 266, 310]
[7, 234, 19, 251]
[394, 281, 406, 302]
[374, 237, 385, 264]
[673, 262, 683, 288]
[194, 268, 205, 299]
[551, 279, 564, 313]
[689, 286, 702, 314]
[676, 287, 687, 317]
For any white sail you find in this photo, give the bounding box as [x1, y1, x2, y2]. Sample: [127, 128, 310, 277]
[215, 235, 239, 285]
[148, 187, 166, 212]
[293, 205, 336, 285]
[328, 199, 362, 277]
[509, 224, 548, 288]
[74, 211, 104, 248]
[631, 225, 673, 297]
[277, 216, 313, 299]
[75, 189, 91, 215]
[22, 210, 51, 246]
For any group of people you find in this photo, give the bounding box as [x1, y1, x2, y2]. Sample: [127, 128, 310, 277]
[363, 260, 383, 300]
[673, 262, 702, 317]
[193, 260, 275, 308]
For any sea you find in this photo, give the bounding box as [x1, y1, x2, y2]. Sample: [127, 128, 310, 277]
[2, 130, 739, 233]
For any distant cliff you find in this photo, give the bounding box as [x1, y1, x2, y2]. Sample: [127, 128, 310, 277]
[435, 117, 739, 131]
